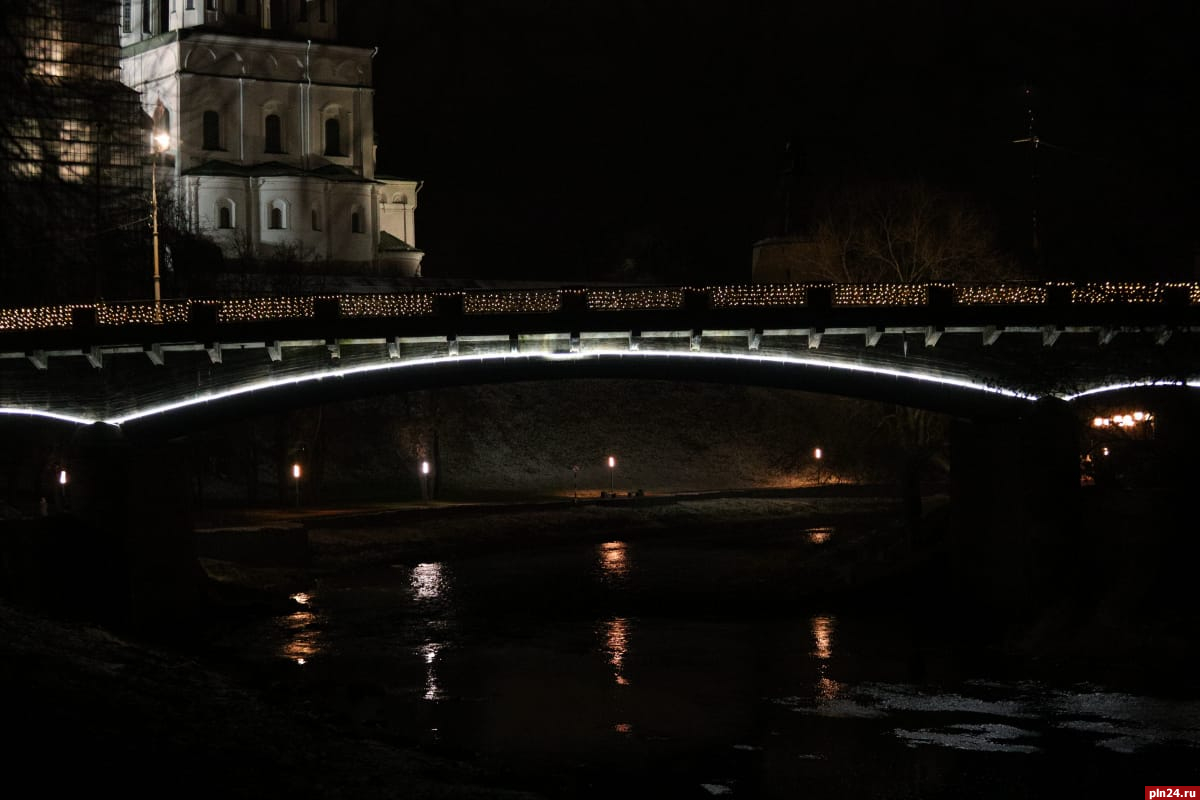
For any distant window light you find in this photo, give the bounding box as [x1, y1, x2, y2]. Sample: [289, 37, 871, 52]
[264, 113, 282, 153]
[202, 110, 221, 150]
[351, 210, 362, 234]
[218, 206, 232, 229]
[324, 118, 341, 156]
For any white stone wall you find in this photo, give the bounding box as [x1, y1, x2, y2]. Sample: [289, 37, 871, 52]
[378, 179, 420, 246]
[122, 27, 419, 269]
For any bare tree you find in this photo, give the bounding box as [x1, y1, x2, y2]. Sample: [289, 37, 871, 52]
[804, 180, 1025, 543]
[809, 180, 1024, 284]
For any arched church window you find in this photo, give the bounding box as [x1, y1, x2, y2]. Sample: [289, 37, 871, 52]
[202, 110, 221, 150]
[264, 113, 282, 153]
[324, 118, 341, 156]
[351, 209, 363, 234]
[217, 200, 234, 229]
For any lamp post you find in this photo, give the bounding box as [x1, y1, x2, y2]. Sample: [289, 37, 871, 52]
[58, 468, 68, 510]
[572, 464, 580, 503]
[607, 456, 616, 493]
[150, 129, 170, 322]
[813, 447, 823, 485]
[421, 460, 431, 501]
[292, 462, 301, 507]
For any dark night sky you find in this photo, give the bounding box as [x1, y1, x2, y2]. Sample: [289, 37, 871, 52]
[341, 1, 1198, 284]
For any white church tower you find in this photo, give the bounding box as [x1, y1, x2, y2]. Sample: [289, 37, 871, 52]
[118, 0, 422, 276]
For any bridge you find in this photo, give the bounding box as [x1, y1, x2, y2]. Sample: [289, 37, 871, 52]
[2, 280, 1197, 624]
[1, 281, 1197, 436]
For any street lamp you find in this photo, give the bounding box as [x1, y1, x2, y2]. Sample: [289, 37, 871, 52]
[292, 462, 301, 507]
[58, 468, 68, 509]
[813, 447, 823, 485]
[421, 460, 430, 501]
[607, 456, 616, 493]
[150, 129, 170, 322]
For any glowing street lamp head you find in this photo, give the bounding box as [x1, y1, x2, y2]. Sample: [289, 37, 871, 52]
[58, 469, 68, 485]
[814, 447, 823, 460]
[421, 460, 430, 475]
[292, 463, 301, 479]
[152, 131, 171, 152]
[608, 456, 616, 469]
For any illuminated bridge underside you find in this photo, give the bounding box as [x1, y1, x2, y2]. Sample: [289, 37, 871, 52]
[1, 283, 1198, 435]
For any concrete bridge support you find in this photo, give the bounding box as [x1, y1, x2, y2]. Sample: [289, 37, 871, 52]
[55, 423, 205, 629]
[949, 398, 1082, 614]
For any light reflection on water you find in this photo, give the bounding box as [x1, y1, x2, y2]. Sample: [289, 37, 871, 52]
[409, 562, 452, 701]
[280, 593, 320, 665]
[811, 614, 842, 700]
[604, 616, 631, 686]
[807, 526, 834, 544]
[411, 561, 447, 601]
[419, 641, 443, 701]
[597, 540, 629, 583]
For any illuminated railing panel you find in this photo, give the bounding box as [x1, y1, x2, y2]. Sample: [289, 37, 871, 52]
[0, 305, 76, 330]
[710, 284, 809, 308]
[463, 290, 560, 314]
[339, 293, 434, 317]
[954, 284, 1047, 305]
[587, 288, 684, 310]
[1071, 283, 1164, 304]
[97, 302, 189, 325]
[832, 284, 928, 306]
[216, 297, 315, 322]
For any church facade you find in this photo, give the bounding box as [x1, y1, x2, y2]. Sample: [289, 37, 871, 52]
[119, 0, 422, 275]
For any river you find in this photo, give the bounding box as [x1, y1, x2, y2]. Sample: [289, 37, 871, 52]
[204, 517, 1200, 798]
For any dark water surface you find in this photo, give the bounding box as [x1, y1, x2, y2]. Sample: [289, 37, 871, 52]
[210, 524, 1200, 798]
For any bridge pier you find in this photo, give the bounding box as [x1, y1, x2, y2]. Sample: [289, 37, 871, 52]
[56, 423, 205, 629]
[948, 398, 1082, 613]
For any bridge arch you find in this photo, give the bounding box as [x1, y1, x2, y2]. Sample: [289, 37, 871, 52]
[4, 348, 1041, 441]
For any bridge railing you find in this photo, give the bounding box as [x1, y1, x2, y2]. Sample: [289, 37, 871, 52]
[1, 281, 1196, 332]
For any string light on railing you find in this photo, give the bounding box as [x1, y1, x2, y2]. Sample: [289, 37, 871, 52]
[463, 290, 560, 314]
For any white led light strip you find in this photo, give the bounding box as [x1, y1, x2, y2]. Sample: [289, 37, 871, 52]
[4, 350, 1196, 428]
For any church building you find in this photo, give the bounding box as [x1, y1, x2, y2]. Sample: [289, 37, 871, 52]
[118, 0, 422, 276]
